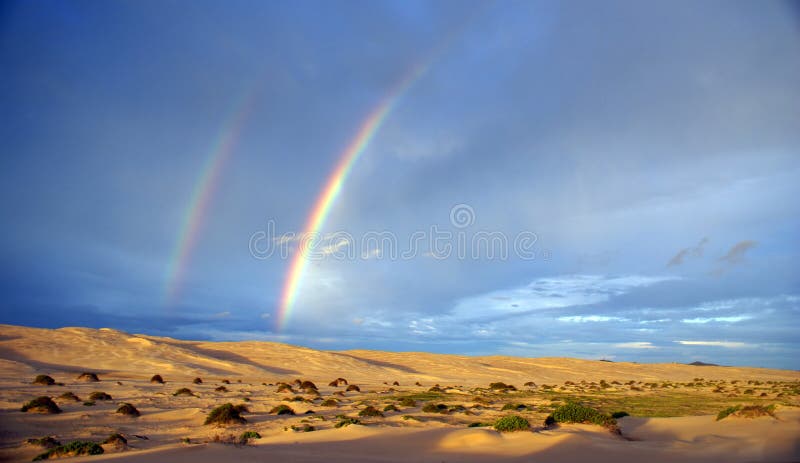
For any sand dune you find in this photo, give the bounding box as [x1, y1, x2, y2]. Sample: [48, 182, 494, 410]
[0, 324, 798, 462]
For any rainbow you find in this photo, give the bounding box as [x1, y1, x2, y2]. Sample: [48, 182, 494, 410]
[163, 90, 260, 306]
[275, 61, 432, 329]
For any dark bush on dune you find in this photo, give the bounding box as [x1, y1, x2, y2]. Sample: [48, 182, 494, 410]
[276, 383, 294, 393]
[321, 399, 339, 407]
[611, 411, 630, 419]
[26, 437, 61, 448]
[392, 381, 400, 386]
[116, 403, 140, 417]
[239, 431, 261, 443]
[383, 404, 399, 412]
[150, 375, 164, 384]
[102, 433, 127, 446]
[328, 378, 348, 387]
[494, 415, 530, 432]
[334, 417, 361, 428]
[502, 403, 528, 411]
[76, 372, 99, 382]
[328, 380, 338, 387]
[33, 375, 55, 386]
[193, 377, 203, 384]
[345, 384, 360, 392]
[428, 385, 443, 392]
[524, 381, 536, 387]
[57, 392, 81, 402]
[221, 379, 230, 384]
[21, 397, 61, 414]
[215, 385, 228, 392]
[205, 403, 247, 425]
[548, 403, 616, 428]
[489, 382, 516, 391]
[358, 406, 383, 417]
[301, 381, 317, 390]
[415, 381, 422, 386]
[33, 441, 103, 460]
[422, 403, 448, 414]
[269, 404, 296, 415]
[89, 392, 112, 401]
[173, 388, 195, 397]
[399, 397, 417, 407]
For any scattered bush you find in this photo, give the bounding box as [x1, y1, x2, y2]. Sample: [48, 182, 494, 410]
[193, 377, 203, 384]
[57, 392, 80, 402]
[334, 417, 361, 428]
[399, 397, 417, 407]
[383, 404, 399, 412]
[33, 375, 55, 386]
[523, 381, 536, 387]
[76, 372, 100, 382]
[717, 404, 775, 420]
[415, 382, 422, 386]
[33, 441, 103, 460]
[489, 382, 516, 391]
[102, 433, 127, 446]
[428, 385, 443, 392]
[276, 383, 294, 393]
[392, 381, 400, 386]
[269, 404, 296, 415]
[215, 386, 228, 392]
[89, 392, 112, 401]
[116, 403, 140, 417]
[239, 431, 261, 443]
[358, 406, 383, 417]
[221, 379, 230, 384]
[173, 388, 194, 397]
[548, 403, 616, 427]
[150, 375, 164, 384]
[611, 411, 630, 419]
[321, 399, 339, 407]
[422, 403, 448, 414]
[494, 415, 530, 432]
[83, 401, 95, 406]
[502, 403, 528, 411]
[291, 424, 316, 432]
[346, 384, 361, 392]
[25, 437, 61, 448]
[300, 381, 317, 390]
[21, 397, 61, 414]
[468, 422, 490, 428]
[205, 403, 247, 425]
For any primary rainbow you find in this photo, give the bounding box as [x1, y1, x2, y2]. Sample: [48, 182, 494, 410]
[276, 61, 431, 329]
[163, 90, 259, 306]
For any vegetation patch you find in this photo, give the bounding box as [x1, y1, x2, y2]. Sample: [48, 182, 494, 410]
[611, 411, 630, 419]
[321, 399, 338, 407]
[33, 441, 103, 460]
[173, 388, 195, 397]
[502, 403, 528, 411]
[25, 437, 61, 448]
[150, 374, 164, 384]
[116, 403, 140, 417]
[494, 415, 530, 432]
[383, 404, 399, 412]
[548, 403, 616, 427]
[489, 382, 517, 391]
[717, 404, 776, 420]
[239, 431, 261, 443]
[33, 375, 56, 386]
[358, 405, 383, 417]
[399, 397, 417, 407]
[346, 384, 361, 392]
[269, 404, 296, 415]
[334, 417, 361, 428]
[215, 386, 228, 392]
[21, 397, 61, 414]
[193, 377, 203, 384]
[102, 433, 127, 446]
[290, 424, 316, 432]
[76, 372, 100, 382]
[205, 403, 247, 425]
[422, 403, 449, 414]
[89, 391, 112, 401]
[57, 392, 81, 402]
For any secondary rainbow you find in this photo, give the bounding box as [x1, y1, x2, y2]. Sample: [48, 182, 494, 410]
[276, 61, 431, 329]
[164, 90, 259, 305]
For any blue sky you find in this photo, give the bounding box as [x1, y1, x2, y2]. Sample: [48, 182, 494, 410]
[1, 0, 799, 368]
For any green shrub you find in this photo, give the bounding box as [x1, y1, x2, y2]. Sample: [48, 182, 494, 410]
[33, 375, 55, 386]
[76, 372, 99, 382]
[205, 403, 247, 425]
[239, 431, 261, 443]
[321, 399, 338, 407]
[549, 403, 616, 427]
[716, 405, 741, 421]
[173, 388, 194, 397]
[116, 403, 140, 417]
[89, 391, 112, 401]
[358, 406, 383, 417]
[25, 437, 60, 448]
[468, 422, 490, 428]
[269, 404, 296, 415]
[21, 397, 61, 414]
[383, 404, 399, 412]
[399, 397, 417, 407]
[290, 424, 316, 432]
[334, 417, 361, 428]
[276, 383, 294, 393]
[494, 415, 530, 432]
[33, 441, 103, 460]
[102, 433, 127, 446]
[57, 392, 80, 402]
[422, 403, 448, 413]
[489, 382, 516, 391]
[501, 403, 527, 411]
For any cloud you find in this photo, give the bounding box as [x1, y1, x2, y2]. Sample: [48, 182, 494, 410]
[615, 341, 657, 349]
[675, 340, 750, 348]
[667, 237, 709, 266]
[213, 311, 231, 318]
[682, 315, 751, 324]
[558, 315, 627, 323]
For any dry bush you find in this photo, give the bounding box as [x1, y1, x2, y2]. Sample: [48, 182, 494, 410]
[89, 391, 112, 401]
[346, 384, 361, 392]
[150, 375, 164, 384]
[32, 375, 55, 386]
[173, 388, 195, 397]
[205, 403, 247, 425]
[57, 392, 81, 402]
[193, 377, 203, 384]
[21, 397, 61, 414]
[76, 372, 99, 382]
[116, 403, 140, 417]
[33, 441, 103, 460]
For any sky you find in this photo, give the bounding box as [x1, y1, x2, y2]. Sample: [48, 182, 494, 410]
[1, 0, 799, 368]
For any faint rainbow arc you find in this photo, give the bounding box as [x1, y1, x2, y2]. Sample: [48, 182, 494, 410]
[163, 91, 259, 306]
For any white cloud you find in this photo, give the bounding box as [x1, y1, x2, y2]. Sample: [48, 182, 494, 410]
[558, 315, 627, 323]
[615, 341, 657, 349]
[212, 311, 231, 318]
[675, 340, 750, 348]
[682, 315, 751, 324]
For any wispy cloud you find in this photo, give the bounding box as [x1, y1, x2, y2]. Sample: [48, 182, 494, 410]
[667, 237, 708, 266]
[559, 315, 627, 323]
[675, 340, 750, 348]
[616, 341, 657, 349]
[682, 315, 751, 324]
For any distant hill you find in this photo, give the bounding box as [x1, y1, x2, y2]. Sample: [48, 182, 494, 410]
[688, 361, 720, 366]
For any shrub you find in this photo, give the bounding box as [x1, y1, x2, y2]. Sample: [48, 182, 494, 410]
[494, 415, 530, 432]
[276, 383, 294, 393]
[422, 403, 448, 413]
[26, 437, 61, 448]
[116, 403, 140, 417]
[468, 422, 490, 428]
[300, 381, 317, 390]
[523, 381, 536, 387]
[150, 375, 164, 384]
[392, 381, 400, 386]
[502, 403, 527, 411]
[83, 401, 95, 406]
[173, 388, 194, 397]
[215, 386, 228, 392]
[383, 404, 399, 412]
[102, 433, 127, 446]
[33, 441, 103, 460]
[399, 397, 417, 407]
[193, 377, 203, 384]
[89, 392, 112, 401]
[239, 431, 261, 443]
[489, 382, 516, 391]
[205, 403, 247, 425]
[549, 403, 616, 427]
[428, 386, 443, 392]
[346, 384, 361, 392]
[21, 397, 61, 414]
[415, 382, 422, 386]
[358, 406, 383, 417]
[291, 424, 316, 432]
[717, 404, 775, 420]
[334, 417, 361, 428]
[76, 372, 100, 382]
[321, 399, 338, 407]
[57, 392, 80, 402]
[269, 404, 296, 415]
[33, 375, 55, 386]
[611, 411, 630, 419]
[716, 405, 741, 421]
[221, 379, 230, 384]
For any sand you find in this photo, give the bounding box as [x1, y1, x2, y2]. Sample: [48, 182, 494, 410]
[1, 324, 798, 462]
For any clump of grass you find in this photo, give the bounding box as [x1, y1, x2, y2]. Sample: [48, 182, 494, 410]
[89, 391, 112, 401]
[548, 403, 616, 427]
[383, 404, 399, 412]
[33, 441, 103, 460]
[392, 381, 400, 386]
[173, 388, 195, 397]
[21, 397, 61, 414]
[524, 381, 536, 387]
[116, 403, 140, 417]
[321, 399, 338, 407]
[193, 377, 203, 384]
[221, 379, 230, 384]
[428, 385, 443, 392]
[467, 422, 490, 428]
[716, 405, 741, 421]
[399, 397, 417, 407]
[205, 403, 247, 425]
[269, 404, 296, 415]
[25, 437, 61, 448]
[494, 415, 530, 432]
[346, 384, 361, 392]
[501, 403, 528, 411]
[33, 375, 55, 386]
[57, 392, 80, 402]
[290, 424, 316, 432]
[76, 372, 100, 382]
[358, 406, 383, 417]
[301, 381, 317, 390]
[717, 404, 776, 420]
[150, 374, 164, 384]
[215, 385, 228, 392]
[334, 417, 361, 428]
[276, 383, 294, 393]
[402, 415, 420, 421]
[102, 433, 127, 446]
[239, 431, 261, 443]
[83, 401, 95, 406]
[489, 382, 517, 391]
[422, 403, 448, 414]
